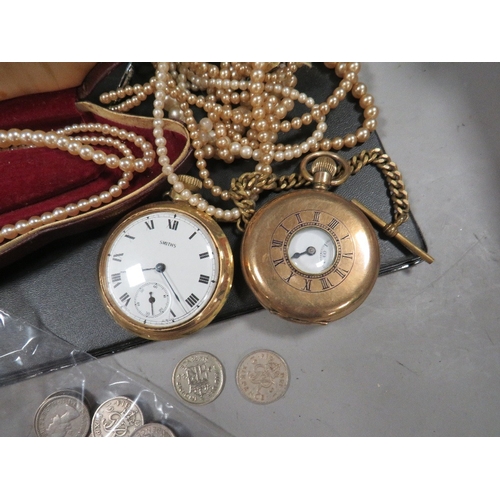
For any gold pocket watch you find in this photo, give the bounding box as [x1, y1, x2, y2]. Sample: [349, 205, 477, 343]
[241, 152, 380, 325]
[98, 177, 233, 341]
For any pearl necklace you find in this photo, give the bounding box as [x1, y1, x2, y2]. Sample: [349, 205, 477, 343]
[0, 123, 155, 244]
[138, 62, 379, 225]
[0, 62, 378, 246]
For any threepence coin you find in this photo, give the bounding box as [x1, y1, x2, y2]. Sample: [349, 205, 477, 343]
[172, 351, 225, 405]
[236, 350, 290, 404]
[132, 422, 176, 437]
[34, 394, 91, 437]
[91, 396, 144, 437]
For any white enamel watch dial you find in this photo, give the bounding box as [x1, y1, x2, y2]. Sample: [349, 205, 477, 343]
[98, 201, 233, 340]
[287, 226, 336, 275]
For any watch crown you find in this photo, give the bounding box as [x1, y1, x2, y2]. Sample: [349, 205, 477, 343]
[311, 156, 337, 190]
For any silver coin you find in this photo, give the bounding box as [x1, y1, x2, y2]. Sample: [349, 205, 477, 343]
[91, 396, 144, 437]
[43, 389, 87, 405]
[236, 350, 290, 404]
[172, 351, 225, 405]
[34, 394, 91, 437]
[132, 422, 176, 437]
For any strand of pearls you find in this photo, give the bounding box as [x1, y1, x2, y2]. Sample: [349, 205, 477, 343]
[106, 62, 378, 223]
[152, 63, 241, 222]
[0, 124, 155, 244]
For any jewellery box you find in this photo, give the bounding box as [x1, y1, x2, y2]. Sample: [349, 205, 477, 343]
[0, 63, 191, 268]
[0, 63, 429, 362]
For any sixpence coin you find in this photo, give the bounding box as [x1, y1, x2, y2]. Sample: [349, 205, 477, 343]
[236, 350, 290, 404]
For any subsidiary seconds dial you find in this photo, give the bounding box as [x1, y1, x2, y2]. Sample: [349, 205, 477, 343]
[98, 202, 233, 340]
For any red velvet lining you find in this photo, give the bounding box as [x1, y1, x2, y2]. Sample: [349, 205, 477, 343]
[0, 87, 187, 227]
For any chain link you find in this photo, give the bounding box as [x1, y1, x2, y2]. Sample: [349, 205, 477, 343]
[229, 148, 410, 233]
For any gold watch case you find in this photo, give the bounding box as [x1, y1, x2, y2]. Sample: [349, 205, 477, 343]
[241, 188, 380, 325]
[98, 201, 233, 340]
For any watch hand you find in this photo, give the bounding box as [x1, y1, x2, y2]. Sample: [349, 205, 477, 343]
[149, 292, 155, 315]
[155, 263, 188, 313]
[291, 246, 316, 259]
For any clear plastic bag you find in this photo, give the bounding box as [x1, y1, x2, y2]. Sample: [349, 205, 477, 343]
[0, 309, 230, 437]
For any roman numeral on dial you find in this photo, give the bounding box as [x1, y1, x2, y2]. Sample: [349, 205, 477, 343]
[119, 292, 131, 306]
[112, 253, 124, 262]
[185, 293, 199, 308]
[335, 268, 349, 279]
[111, 273, 122, 287]
[328, 218, 339, 230]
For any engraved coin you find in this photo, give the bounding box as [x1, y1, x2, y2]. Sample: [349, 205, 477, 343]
[236, 350, 290, 404]
[132, 422, 176, 437]
[42, 389, 88, 405]
[91, 396, 144, 437]
[34, 394, 91, 437]
[172, 351, 225, 405]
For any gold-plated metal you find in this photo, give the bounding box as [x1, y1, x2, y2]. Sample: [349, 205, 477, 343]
[98, 201, 233, 340]
[300, 151, 353, 187]
[241, 187, 380, 325]
[351, 199, 434, 264]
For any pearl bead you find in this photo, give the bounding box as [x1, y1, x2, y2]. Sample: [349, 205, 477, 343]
[364, 105, 379, 119]
[356, 127, 370, 143]
[109, 185, 123, 198]
[168, 173, 178, 184]
[7, 129, 21, 147]
[92, 151, 107, 165]
[52, 207, 68, 221]
[364, 118, 377, 131]
[99, 191, 113, 204]
[117, 179, 130, 190]
[77, 199, 92, 212]
[67, 141, 82, 155]
[106, 154, 120, 169]
[1, 224, 17, 240]
[41, 212, 55, 225]
[344, 134, 357, 148]
[173, 182, 184, 193]
[240, 146, 253, 159]
[15, 220, 31, 235]
[88, 196, 102, 208]
[28, 216, 43, 229]
[65, 204, 80, 217]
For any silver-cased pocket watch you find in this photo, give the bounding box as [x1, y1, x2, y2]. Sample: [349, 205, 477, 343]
[241, 152, 380, 325]
[98, 194, 233, 341]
